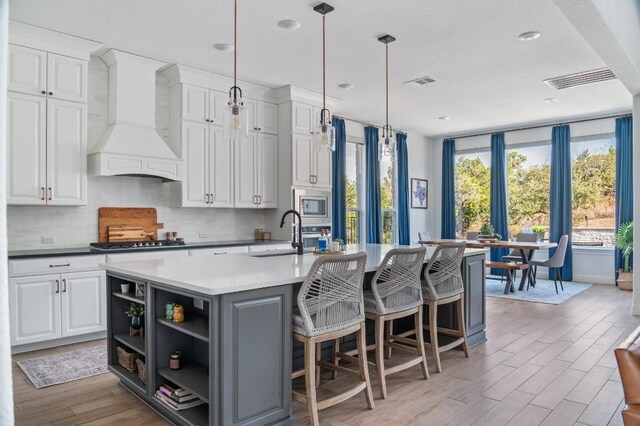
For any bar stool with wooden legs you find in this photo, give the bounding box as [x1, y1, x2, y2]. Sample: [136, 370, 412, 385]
[421, 242, 469, 373]
[291, 253, 375, 425]
[362, 247, 430, 398]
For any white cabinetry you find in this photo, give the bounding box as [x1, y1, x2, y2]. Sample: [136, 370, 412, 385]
[235, 133, 278, 208]
[7, 43, 88, 206]
[292, 133, 332, 189]
[181, 84, 227, 126]
[189, 246, 249, 256]
[9, 270, 106, 346]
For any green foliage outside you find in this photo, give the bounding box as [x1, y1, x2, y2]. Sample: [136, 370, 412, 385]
[615, 221, 633, 272]
[381, 164, 394, 244]
[455, 147, 615, 236]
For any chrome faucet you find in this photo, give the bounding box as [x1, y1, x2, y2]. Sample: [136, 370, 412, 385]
[280, 209, 304, 255]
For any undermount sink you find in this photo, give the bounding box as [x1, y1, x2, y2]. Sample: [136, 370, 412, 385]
[249, 250, 298, 258]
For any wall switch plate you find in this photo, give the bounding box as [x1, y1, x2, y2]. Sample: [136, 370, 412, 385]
[199, 232, 208, 239]
[42, 236, 55, 244]
[193, 298, 204, 310]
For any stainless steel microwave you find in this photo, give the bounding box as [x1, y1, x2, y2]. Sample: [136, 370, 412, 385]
[293, 189, 331, 223]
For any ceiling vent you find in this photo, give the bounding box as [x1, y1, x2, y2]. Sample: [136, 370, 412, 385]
[544, 67, 616, 90]
[404, 76, 436, 87]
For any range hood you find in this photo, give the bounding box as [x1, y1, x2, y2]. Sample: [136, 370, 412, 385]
[88, 49, 182, 181]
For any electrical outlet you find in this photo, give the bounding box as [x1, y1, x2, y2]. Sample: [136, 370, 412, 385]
[42, 236, 55, 244]
[199, 232, 208, 239]
[193, 298, 204, 310]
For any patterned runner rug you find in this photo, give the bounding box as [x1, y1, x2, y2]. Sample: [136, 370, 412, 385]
[17, 345, 108, 388]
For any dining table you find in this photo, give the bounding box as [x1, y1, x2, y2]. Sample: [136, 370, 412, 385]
[418, 239, 558, 291]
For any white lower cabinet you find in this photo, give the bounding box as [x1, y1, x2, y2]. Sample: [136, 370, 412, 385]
[9, 270, 106, 346]
[189, 246, 249, 256]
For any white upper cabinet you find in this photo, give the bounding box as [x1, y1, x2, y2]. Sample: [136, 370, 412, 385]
[8, 45, 47, 96]
[258, 134, 278, 208]
[46, 99, 87, 205]
[7, 44, 89, 206]
[7, 93, 47, 205]
[209, 90, 227, 126]
[209, 127, 234, 207]
[292, 102, 313, 134]
[235, 134, 258, 208]
[315, 143, 332, 188]
[46, 54, 87, 102]
[234, 133, 277, 209]
[256, 101, 278, 134]
[182, 121, 209, 207]
[292, 133, 314, 187]
[182, 84, 209, 123]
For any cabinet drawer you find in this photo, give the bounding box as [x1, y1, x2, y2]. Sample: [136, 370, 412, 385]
[9, 255, 106, 277]
[106, 250, 189, 263]
[248, 244, 293, 253]
[189, 246, 249, 256]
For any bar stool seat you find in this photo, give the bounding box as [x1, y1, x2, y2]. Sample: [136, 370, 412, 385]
[291, 252, 375, 426]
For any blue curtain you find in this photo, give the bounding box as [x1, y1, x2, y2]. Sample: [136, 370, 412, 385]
[615, 116, 633, 278]
[397, 133, 410, 245]
[441, 139, 457, 239]
[550, 124, 573, 281]
[490, 133, 509, 275]
[331, 117, 347, 242]
[365, 126, 382, 243]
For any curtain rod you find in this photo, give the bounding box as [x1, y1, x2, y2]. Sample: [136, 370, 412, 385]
[333, 115, 407, 135]
[445, 112, 631, 141]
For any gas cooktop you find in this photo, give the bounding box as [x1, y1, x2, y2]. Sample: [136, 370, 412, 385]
[90, 240, 186, 251]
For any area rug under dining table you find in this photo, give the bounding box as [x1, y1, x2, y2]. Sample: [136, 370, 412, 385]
[485, 277, 592, 304]
[17, 345, 108, 388]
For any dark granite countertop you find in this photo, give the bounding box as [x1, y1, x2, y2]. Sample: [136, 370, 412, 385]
[8, 239, 292, 259]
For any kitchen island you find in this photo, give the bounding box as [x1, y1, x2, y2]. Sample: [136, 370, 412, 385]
[104, 244, 486, 426]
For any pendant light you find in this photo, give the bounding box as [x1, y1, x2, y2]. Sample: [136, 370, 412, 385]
[313, 3, 336, 152]
[378, 34, 396, 161]
[223, 0, 248, 140]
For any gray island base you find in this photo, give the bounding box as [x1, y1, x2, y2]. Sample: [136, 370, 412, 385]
[104, 244, 486, 425]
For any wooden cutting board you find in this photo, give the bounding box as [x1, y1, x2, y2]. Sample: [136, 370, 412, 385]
[98, 208, 164, 242]
[108, 225, 156, 242]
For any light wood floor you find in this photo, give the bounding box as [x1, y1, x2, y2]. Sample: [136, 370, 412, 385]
[12, 284, 637, 426]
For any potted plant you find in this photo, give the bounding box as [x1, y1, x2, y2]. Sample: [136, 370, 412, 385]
[531, 226, 546, 241]
[478, 223, 501, 242]
[616, 221, 634, 291]
[125, 302, 145, 329]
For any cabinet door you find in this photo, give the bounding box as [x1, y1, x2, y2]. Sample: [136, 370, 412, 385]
[234, 134, 257, 208]
[257, 134, 278, 208]
[292, 102, 313, 134]
[257, 101, 278, 134]
[182, 122, 209, 207]
[292, 133, 313, 187]
[46, 99, 87, 206]
[61, 271, 106, 337]
[209, 89, 227, 126]
[210, 127, 234, 207]
[8, 45, 47, 96]
[182, 84, 209, 123]
[221, 285, 292, 426]
[7, 93, 47, 205]
[243, 98, 257, 132]
[314, 144, 332, 189]
[46, 53, 87, 102]
[9, 275, 61, 346]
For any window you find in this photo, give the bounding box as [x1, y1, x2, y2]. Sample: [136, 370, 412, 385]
[345, 141, 364, 244]
[571, 135, 615, 247]
[506, 144, 551, 237]
[455, 151, 490, 236]
[380, 157, 397, 244]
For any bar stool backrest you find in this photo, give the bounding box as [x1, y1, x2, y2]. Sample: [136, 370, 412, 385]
[297, 252, 367, 336]
[371, 247, 427, 314]
[423, 242, 466, 300]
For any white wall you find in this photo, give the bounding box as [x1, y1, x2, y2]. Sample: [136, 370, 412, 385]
[7, 57, 267, 251]
[433, 117, 619, 284]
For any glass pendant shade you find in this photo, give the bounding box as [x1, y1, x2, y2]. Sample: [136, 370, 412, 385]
[314, 109, 335, 151]
[379, 124, 396, 161]
[223, 103, 248, 139]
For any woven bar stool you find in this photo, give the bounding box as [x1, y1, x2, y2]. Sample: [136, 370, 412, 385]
[421, 242, 469, 373]
[291, 252, 375, 425]
[362, 247, 430, 398]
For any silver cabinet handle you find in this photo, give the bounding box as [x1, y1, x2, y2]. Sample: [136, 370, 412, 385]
[205, 193, 210, 204]
[49, 263, 71, 268]
[209, 193, 214, 204]
[62, 278, 67, 293]
[258, 195, 262, 205]
[55, 280, 60, 294]
[41, 187, 45, 200]
[48, 187, 52, 200]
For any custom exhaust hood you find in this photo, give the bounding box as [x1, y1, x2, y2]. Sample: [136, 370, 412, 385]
[88, 49, 182, 181]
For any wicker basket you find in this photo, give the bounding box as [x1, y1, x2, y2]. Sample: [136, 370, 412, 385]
[116, 346, 140, 374]
[136, 358, 146, 383]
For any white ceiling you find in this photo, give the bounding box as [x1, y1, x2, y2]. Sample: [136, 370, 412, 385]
[9, 0, 632, 138]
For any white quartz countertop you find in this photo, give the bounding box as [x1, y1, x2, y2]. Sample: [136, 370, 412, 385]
[103, 244, 487, 296]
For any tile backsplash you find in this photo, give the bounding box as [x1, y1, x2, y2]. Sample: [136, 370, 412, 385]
[7, 57, 267, 251]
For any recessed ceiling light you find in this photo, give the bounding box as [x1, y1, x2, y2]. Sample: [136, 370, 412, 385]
[338, 83, 354, 89]
[438, 116, 451, 120]
[278, 19, 301, 30]
[519, 31, 541, 41]
[213, 43, 234, 52]
[543, 97, 558, 103]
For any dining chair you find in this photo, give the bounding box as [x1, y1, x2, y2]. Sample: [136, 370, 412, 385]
[466, 231, 479, 240]
[529, 235, 570, 294]
[500, 233, 540, 283]
[418, 231, 431, 242]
